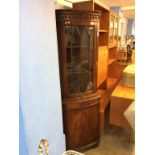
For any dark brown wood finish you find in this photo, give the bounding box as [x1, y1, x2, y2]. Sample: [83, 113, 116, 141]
[56, 10, 101, 151]
[63, 94, 100, 150]
[56, 10, 101, 98]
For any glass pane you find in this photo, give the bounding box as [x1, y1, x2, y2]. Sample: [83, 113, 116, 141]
[110, 15, 114, 28]
[114, 29, 118, 41]
[65, 25, 94, 94]
[116, 18, 119, 29]
[109, 28, 113, 43]
[114, 18, 118, 29]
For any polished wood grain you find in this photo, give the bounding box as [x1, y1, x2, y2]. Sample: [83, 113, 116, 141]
[56, 10, 101, 151]
[112, 84, 135, 100]
[97, 46, 108, 88]
[63, 94, 100, 150]
[98, 77, 121, 136]
[99, 30, 108, 32]
[110, 97, 133, 128]
[110, 83, 135, 129]
[99, 32, 109, 46]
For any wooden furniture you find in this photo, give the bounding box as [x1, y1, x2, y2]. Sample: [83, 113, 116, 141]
[98, 78, 119, 135]
[74, 1, 108, 89]
[110, 82, 135, 128]
[116, 50, 127, 62]
[108, 12, 119, 79]
[73, 0, 124, 137]
[109, 12, 119, 48]
[73, 0, 120, 88]
[56, 10, 101, 151]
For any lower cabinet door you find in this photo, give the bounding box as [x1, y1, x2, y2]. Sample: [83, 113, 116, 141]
[63, 98, 100, 151]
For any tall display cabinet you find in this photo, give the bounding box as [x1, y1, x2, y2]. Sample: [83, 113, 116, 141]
[56, 10, 101, 150]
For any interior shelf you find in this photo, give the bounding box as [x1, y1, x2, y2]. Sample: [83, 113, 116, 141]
[99, 45, 108, 48]
[111, 82, 135, 99]
[109, 42, 117, 49]
[108, 59, 116, 65]
[99, 30, 108, 33]
[98, 77, 120, 105]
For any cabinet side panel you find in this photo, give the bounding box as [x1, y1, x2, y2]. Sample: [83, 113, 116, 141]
[55, 20, 67, 97]
[97, 46, 108, 88]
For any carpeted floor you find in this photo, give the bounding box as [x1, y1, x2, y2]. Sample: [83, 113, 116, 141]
[83, 126, 135, 155]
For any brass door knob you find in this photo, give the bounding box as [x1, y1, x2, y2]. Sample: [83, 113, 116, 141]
[38, 139, 49, 155]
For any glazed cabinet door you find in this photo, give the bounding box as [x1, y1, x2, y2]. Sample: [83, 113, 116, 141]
[109, 13, 119, 47]
[65, 24, 98, 96]
[56, 10, 101, 98]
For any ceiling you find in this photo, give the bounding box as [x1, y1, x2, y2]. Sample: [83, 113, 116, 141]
[66, 0, 134, 7]
[63, 0, 135, 19]
[122, 9, 135, 19]
[98, 0, 135, 19]
[98, 0, 134, 7]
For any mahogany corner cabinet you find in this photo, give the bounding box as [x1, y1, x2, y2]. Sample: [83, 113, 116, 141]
[56, 10, 101, 151]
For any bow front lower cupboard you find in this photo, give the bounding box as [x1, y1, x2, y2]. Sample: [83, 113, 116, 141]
[56, 10, 101, 151]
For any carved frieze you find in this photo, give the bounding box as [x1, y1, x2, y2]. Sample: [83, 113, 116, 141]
[56, 10, 101, 21]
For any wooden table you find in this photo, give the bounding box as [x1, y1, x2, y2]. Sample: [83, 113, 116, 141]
[109, 83, 135, 128]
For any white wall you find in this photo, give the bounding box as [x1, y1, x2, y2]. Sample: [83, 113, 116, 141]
[57, 0, 72, 7]
[127, 19, 135, 36]
[132, 19, 135, 35]
[20, 0, 66, 155]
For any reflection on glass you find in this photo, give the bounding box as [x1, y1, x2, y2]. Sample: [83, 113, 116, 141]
[114, 29, 118, 41]
[110, 16, 114, 28]
[114, 18, 118, 29]
[65, 25, 94, 94]
[109, 28, 113, 43]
